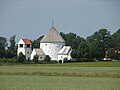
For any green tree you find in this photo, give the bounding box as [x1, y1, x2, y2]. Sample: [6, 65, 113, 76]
[86, 29, 112, 60]
[44, 55, 51, 62]
[33, 55, 39, 63]
[90, 40, 105, 60]
[87, 29, 112, 48]
[17, 52, 26, 63]
[107, 48, 115, 59]
[78, 41, 90, 61]
[7, 35, 17, 58]
[32, 35, 44, 48]
[112, 29, 120, 50]
[60, 32, 84, 49]
[71, 49, 78, 59]
[0, 37, 8, 58]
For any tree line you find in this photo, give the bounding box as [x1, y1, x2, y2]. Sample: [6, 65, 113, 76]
[0, 28, 120, 62]
[32, 28, 120, 61]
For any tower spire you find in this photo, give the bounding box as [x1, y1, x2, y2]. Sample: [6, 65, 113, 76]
[52, 20, 54, 26]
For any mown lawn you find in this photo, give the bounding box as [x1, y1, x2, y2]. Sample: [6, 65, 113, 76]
[0, 62, 120, 90]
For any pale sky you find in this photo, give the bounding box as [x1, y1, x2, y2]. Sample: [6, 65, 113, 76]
[0, 0, 120, 42]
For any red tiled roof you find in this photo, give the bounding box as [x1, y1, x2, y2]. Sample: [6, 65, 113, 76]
[22, 39, 32, 44]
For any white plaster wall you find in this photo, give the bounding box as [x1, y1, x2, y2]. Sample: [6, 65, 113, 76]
[68, 51, 72, 60]
[17, 44, 32, 60]
[40, 42, 65, 60]
[17, 44, 26, 55]
[58, 51, 72, 62]
[58, 55, 67, 61]
[31, 49, 36, 60]
[18, 39, 25, 44]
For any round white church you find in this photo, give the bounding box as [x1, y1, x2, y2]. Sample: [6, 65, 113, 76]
[18, 25, 72, 63]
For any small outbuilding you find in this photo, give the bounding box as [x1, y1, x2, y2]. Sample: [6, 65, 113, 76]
[58, 46, 72, 63]
[31, 48, 45, 60]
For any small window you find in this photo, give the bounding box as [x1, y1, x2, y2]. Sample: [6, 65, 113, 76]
[26, 44, 30, 48]
[61, 56, 63, 58]
[20, 44, 23, 47]
[27, 52, 29, 54]
[45, 44, 47, 46]
[40, 57, 42, 59]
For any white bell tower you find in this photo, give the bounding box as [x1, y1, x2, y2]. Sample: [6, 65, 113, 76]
[17, 39, 32, 60]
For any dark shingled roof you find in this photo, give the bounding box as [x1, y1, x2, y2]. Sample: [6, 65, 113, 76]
[40, 26, 65, 43]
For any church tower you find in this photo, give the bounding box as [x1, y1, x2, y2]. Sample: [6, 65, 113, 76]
[17, 39, 32, 60]
[40, 25, 65, 61]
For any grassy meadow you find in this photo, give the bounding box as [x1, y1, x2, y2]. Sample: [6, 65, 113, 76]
[0, 62, 120, 90]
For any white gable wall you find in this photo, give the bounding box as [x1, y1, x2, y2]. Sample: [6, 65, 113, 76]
[18, 39, 25, 44]
[40, 42, 65, 61]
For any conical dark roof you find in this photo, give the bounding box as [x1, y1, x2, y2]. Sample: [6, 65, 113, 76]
[40, 26, 65, 43]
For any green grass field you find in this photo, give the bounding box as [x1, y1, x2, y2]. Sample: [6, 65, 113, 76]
[0, 62, 120, 90]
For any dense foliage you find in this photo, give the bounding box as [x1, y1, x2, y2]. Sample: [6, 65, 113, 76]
[33, 55, 39, 63]
[44, 55, 51, 62]
[17, 52, 26, 63]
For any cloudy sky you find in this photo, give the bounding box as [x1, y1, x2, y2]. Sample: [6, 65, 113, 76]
[0, 0, 120, 42]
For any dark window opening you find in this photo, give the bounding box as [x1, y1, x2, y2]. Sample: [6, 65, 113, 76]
[20, 44, 23, 47]
[27, 52, 29, 54]
[59, 60, 62, 63]
[40, 57, 42, 59]
[26, 44, 30, 48]
[45, 44, 47, 46]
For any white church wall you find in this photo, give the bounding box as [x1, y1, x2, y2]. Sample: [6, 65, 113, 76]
[18, 47, 26, 55]
[40, 42, 65, 60]
[31, 49, 36, 60]
[58, 54, 72, 63]
[58, 54, 68, 61]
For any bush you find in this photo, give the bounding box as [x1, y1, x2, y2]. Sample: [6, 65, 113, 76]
[17, 52, 26, 63]
[33, 55, 39, 63]
[44, 55, 51, 62]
